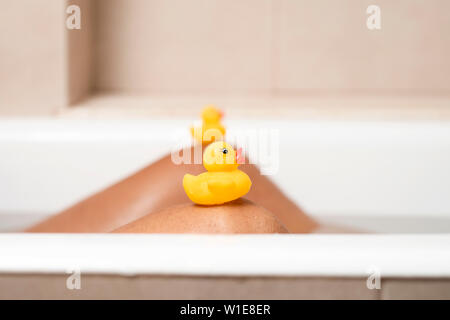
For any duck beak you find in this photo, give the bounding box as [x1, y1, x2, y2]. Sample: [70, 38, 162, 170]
[219, 110, 224, 119]
[236, 148, 244, 164]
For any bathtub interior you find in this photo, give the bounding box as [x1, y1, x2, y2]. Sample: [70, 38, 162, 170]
[1, 118, 450, 233]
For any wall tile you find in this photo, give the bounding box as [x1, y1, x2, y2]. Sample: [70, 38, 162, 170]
[277, 0, 450, 92]
[382, 279, 450, 299]
[95, 0, 272, 93]
[0, 275, 379, 299]
[67, 0, 94, 105]
[0, 0, 66, 115]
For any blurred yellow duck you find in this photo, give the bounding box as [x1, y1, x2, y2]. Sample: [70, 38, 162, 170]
[183, 142, 251, 205]
[191, 105, 226, 144]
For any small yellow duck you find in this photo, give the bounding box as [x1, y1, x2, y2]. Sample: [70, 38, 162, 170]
[191, 105, 226, 144]
[183, 141, 251, 205]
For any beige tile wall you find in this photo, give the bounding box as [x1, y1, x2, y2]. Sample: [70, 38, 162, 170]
[2, 274, 450, 299]
[94, 0, 450, 94]
[277, 0, 450, 93]
[1, 1, 449, 115]
[0, 0, 66, 115]
[382, 279, 450, 299]
[67, 0, 94, 105]
[0, 274, 380, 299]
[94, 0, 273, 93]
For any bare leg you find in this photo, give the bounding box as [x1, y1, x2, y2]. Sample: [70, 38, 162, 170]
[27, 148, 318, 233]
[113, 199, 288, 234]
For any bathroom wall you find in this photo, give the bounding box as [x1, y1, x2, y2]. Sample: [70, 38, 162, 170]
[0, 0, 66, 115]
[94, 0, 450, 94]
[1, 0, 449, 115]
[67, 0, 94, 105]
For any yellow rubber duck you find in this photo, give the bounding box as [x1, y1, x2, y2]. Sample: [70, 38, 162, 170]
[191, 105, 226, 144]
[183, 141, 251, 205]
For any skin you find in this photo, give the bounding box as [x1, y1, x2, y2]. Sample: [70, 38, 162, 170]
[26, 145, 318, 233]
[113, 199, 288, 234]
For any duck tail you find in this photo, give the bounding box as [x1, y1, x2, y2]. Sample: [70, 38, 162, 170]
[182, 174, 198, 202]
[182, 174, 195, 190]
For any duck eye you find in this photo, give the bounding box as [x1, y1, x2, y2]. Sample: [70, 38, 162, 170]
[221, 148, 228, 155]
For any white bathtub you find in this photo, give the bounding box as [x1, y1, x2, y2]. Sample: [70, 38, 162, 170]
[1, 117, 450, 299]
[1, 117, 450, 231]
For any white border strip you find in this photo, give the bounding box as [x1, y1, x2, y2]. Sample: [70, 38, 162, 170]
[1, 234, 449, 278]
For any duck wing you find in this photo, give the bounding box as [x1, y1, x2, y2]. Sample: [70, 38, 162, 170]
[207, 177, 235, 192]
